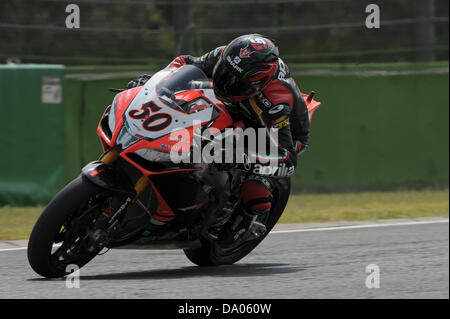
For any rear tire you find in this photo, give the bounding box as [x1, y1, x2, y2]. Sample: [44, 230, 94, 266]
[184, 239, 216, 266]
[184, 178, 290, 266]
[27, 176, 104, 278]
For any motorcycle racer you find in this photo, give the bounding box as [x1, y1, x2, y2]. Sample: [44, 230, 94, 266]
[127, 34, 310, 248]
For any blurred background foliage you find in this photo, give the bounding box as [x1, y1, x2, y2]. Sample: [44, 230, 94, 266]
[0, 0, 448, 65]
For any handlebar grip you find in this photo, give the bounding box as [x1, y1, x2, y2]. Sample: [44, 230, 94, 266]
[306, 91, 315, 103]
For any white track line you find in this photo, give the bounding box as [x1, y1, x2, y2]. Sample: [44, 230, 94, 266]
[0, 243, 61, 253]
[270, 219, 449, 234]
[0, 246, 28, 252]
[0, 219, 448, 253]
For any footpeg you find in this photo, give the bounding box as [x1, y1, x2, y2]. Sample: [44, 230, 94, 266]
[246, 220, 267, 241]
[217, 213, 267, 249]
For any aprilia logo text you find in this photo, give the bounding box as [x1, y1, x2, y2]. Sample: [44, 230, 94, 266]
[253, 164, 294, 177]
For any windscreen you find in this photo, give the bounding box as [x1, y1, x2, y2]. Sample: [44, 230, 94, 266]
[156, 65, 213, 114]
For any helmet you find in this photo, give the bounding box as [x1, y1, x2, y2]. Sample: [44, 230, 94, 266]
[212, 34, 279, 102]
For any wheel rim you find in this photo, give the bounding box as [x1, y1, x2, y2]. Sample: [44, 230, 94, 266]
[212, 209, 271, 257]
[49, 192, 111, 272]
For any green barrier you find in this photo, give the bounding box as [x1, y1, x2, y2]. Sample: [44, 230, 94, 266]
[0, 64, 65, 205]
[293, 73, 449, 191]
[64, 79, 83, 181]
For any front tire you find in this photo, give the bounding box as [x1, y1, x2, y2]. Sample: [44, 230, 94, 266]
[27, 176, 105, 278]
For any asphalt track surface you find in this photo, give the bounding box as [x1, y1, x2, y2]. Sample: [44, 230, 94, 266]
[0, 219, 448, 299]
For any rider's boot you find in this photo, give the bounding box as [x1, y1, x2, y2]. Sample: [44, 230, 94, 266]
[217, 208, 268, 248]
[217, 175, 273, 248]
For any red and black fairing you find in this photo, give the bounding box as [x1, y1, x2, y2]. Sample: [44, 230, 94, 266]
[93, 65, 234, 221]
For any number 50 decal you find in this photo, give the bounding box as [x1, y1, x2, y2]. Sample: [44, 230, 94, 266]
[128, 101, 172, 132]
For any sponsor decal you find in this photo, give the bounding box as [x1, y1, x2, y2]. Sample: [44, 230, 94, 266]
[41, 76, 62, 104]
[226, 55, 243, 73]
[268, 104, 285, 115]
[273, 117, 290, 129]
[277, 60, 287, 80]
[252, 163, 294, 177]
[258, 93, 272, 108]
[89, 168, 104, 177]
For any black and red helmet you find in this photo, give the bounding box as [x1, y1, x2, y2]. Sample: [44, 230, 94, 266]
[212, 34, 279, 102]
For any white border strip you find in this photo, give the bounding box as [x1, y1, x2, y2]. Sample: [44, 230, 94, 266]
[270, 219, 449, 234]
[0, 246, 28, 252]
[0, 243, 61, 253]
[0, 219, 448, 252]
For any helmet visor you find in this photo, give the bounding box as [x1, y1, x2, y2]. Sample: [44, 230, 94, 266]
[213, 61, 257, 98]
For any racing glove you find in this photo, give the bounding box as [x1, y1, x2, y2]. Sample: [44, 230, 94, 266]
[295, 141, 309, 156]
[126, 74, 152, 89]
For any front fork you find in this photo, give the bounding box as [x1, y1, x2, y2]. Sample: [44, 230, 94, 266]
[99, 149, 150, 230]
[81, 149, 151, 252]
[101, 149, 150, 203]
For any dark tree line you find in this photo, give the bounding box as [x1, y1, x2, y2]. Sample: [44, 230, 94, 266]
[0, 0, 448, 65]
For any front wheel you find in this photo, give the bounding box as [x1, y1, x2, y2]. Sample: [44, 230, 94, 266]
[27, 176, 108, 278]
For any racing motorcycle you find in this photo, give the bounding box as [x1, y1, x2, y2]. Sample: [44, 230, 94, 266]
[27, 65, 321, 278]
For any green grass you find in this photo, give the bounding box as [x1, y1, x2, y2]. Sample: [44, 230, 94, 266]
[280, 189, 449, 224]
[0, 206, 43, 241]
[0, 189, 448, 241]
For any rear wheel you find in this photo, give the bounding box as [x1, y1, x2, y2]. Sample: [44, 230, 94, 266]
[184, 178, 290, 266]
[27, 176, 108, 278]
